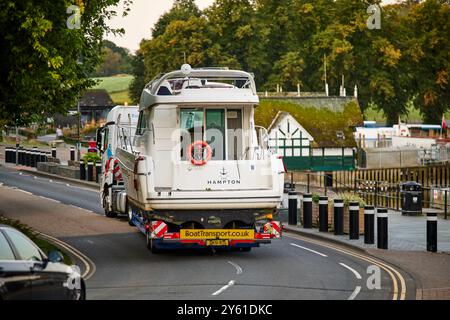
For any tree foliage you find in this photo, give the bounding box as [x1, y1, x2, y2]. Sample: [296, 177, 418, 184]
[93, 40, 133, 77]
[129, 0, 449, 124]
[0, 0, 132, 126]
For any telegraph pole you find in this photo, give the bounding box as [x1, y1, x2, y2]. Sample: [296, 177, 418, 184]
[77, 100, 81, 161]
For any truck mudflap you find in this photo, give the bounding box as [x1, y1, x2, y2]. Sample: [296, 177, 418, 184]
[145, 220, 282, 249]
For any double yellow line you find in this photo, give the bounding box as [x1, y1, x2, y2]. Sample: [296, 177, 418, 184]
[287, 234, 407, 300]
[38, 232, 96, 281]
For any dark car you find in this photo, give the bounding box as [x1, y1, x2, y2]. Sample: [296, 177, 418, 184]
[0, 224, 85, 300]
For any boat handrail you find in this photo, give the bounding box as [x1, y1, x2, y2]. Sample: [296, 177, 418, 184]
[116, 123, 137, 153]
[148, 69, 257, 96]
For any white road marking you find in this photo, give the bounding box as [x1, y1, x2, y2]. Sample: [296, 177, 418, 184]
[15, 189, 33, 196]
[339, 263, 362, 300]
[38, 196, 61, 204]
[348, 286, 361, 300]
[339, 263, 362, 279]
[285, 233, 407, 300]
[228, 261, 243, 275]
[212, 280, 235, 296]
[69, 204, 96, 215]
[66, 183, 71, 187]
[290, 243, 328, 257]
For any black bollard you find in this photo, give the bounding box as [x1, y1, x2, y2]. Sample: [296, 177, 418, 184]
[87, 161, 94, 182]
[377, 208, 388, 249]
[12, 147, 16, 164]
[288, 192, 298, 225]
[29, 149, 34, 167]
[319, 196, 328, 232]
[426, 212, 437, 252]
[31, 147, 38, 168]
[18, 148, 23, 165]
[349, 201, 360, 240]
[79, 161, 86, 181]
[5, 147, 10, 163]
[70, 147, 75, 162]
[334, 199, 344, 235]
[39, 150, 46, 164]
[25, 150, 31, 167]
[9, 147, 15, 163]
[51, 147, 56, 158]
[95, 162, 102, 183]
[302, 194, 313, 229]
[364, 205, 375, 244]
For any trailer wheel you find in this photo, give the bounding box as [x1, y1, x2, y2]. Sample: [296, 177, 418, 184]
[146, 231, 162, 254]
[103, 190, 117, 218]
[125, 200, 134, 226]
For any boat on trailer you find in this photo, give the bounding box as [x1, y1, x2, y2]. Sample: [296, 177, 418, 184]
[115, 65, 285, 253]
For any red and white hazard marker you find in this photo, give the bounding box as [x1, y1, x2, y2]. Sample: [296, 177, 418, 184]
[151, 221, 168, 239]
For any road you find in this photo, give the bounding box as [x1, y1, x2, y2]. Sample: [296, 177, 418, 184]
[0, 165, 415, 300]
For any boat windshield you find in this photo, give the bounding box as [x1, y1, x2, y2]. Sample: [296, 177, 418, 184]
[180, 108, 244, 161]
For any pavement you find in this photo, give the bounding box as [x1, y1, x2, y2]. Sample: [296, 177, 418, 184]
[0, 164, 415, 300]
[283, 211, 450, 253]
[281, 204, 450, 300]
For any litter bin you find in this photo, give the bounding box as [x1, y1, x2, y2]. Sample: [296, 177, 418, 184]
[284, 182, 295, 193]
[401, 181, 422, 216]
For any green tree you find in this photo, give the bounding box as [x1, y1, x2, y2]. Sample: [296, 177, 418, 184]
[142, 16, 213, 79]
[93, 40, 133, 76]
[95, 47, 123, 77]
[0, 0, 131, 127]
[129, 44, 147, 104]
[152, 0, 201, 38]
[407, 0, 450, 123]
[268, 52, 305, 91]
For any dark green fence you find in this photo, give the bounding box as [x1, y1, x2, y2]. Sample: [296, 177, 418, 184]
[283, 148, 355, 172]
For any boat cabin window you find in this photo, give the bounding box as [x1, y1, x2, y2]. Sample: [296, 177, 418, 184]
[180, 108, 243, 161]
[136, 111, 147, 136]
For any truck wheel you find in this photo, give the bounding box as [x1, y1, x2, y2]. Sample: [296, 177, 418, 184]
[240, 247, 252, 252]
[146, 231, 162, 254]
[103, 191, 117, 218]
[125, 201, 134, 226]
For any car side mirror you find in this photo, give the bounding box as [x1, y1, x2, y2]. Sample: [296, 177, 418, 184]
[47, 250, 64, 263]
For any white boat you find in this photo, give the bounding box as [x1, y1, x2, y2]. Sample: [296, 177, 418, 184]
[115, 65, 285, 236]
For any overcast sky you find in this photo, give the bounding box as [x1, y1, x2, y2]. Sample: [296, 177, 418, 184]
[105, 0, 401, 53]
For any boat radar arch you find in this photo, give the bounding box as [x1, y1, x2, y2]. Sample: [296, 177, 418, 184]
[139, 65, 259, 111]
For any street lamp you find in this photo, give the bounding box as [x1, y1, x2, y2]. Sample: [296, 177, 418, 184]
[77, 99, 81, 161]
[76, 55, 84, 162]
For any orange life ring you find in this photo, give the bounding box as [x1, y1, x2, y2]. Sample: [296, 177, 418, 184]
[187, 141, 212, 166]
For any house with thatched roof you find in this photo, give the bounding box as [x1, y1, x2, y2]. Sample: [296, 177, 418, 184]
[255, 97, 363, 172]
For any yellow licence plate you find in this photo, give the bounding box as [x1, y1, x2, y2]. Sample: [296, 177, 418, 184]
[180, 229, 255, 240]
[206, 240, 229, 247]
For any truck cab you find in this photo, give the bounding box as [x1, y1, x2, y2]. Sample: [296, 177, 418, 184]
[97, 105, 139, 217]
